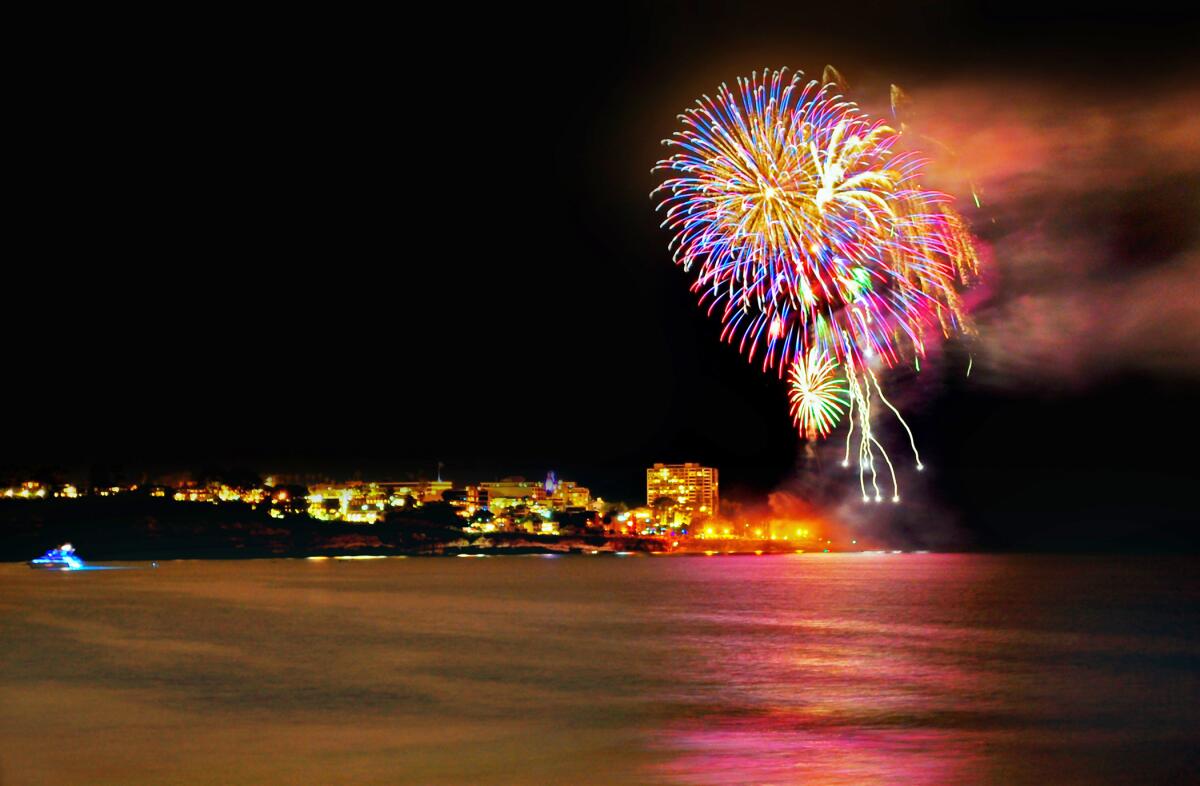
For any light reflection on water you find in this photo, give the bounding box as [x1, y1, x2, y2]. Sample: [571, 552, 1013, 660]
[1, 554, 1197, 785]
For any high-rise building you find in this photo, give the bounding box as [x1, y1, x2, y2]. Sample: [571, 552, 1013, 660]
[646, 463, 719, 518]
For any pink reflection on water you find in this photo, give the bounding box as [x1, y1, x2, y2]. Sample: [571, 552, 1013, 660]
[648, 619, 990, 784]
[654, 719, 983, 785]
[647, 557, 999, 784]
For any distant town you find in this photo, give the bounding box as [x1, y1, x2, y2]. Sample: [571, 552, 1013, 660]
[1, 462, 835, 560]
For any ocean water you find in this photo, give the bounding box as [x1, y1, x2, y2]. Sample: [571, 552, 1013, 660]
[1, 554, 1197, 785]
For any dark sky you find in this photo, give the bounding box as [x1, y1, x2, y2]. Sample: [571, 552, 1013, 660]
[7, 3, 1198, 549]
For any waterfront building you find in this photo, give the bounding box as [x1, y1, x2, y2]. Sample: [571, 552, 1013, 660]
[548, 480, 590, 511]
[646, 462, 719, 519]
[466, 477, 591, 514]
[467, 478, 547, 511]
[376, 480, 452, 504]
[173, 485, 215, 503]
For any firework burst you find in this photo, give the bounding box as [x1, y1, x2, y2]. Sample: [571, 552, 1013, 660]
[788, 349, 849, 441]
[651, 67, 981, 501]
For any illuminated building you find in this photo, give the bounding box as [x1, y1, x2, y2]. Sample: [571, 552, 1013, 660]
[467, 478, 547, 511]
[3, 481, 50, 499]
[303, 480, 455, 523]
[343, 506, 383, 524]
[174, 486, 215, 503]
[94, 484, 137, 497]
[217, 485, 255, 503]
[241, 487, 268, 505]
[646, 463, 719, 522]
[336, 483, 389, 523]
[163, 482, 266, 505]
[613, 507, 655, 535]
[466, 476, 591, 515]
[308, 494, 343, 520]
[548, 480, 590, 511]
[215, 485, 240, 502]
[377, 480, 452, 504]
[306, 485, 358, 521]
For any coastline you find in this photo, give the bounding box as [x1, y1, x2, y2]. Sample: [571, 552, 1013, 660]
[0, 496, 840, 563]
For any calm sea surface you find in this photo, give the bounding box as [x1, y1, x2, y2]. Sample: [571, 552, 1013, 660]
[1, 554, 1197, 785]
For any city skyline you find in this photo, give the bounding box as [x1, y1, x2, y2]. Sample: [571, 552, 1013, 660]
[2, 456, 811, 563]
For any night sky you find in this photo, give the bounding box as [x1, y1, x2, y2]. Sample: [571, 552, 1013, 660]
[7, 3, 1198, 549]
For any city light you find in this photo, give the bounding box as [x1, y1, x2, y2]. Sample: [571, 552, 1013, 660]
[1, 463, 841, 552]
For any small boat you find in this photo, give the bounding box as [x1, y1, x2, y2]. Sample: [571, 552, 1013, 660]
[29, 543, 86, 570]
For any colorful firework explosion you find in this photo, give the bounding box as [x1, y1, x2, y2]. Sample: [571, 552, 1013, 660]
[788, 349, 849, 441]
[652, 67, 980, 501]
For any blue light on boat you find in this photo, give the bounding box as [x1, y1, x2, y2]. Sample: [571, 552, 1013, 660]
[29, 543, 86, 570]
